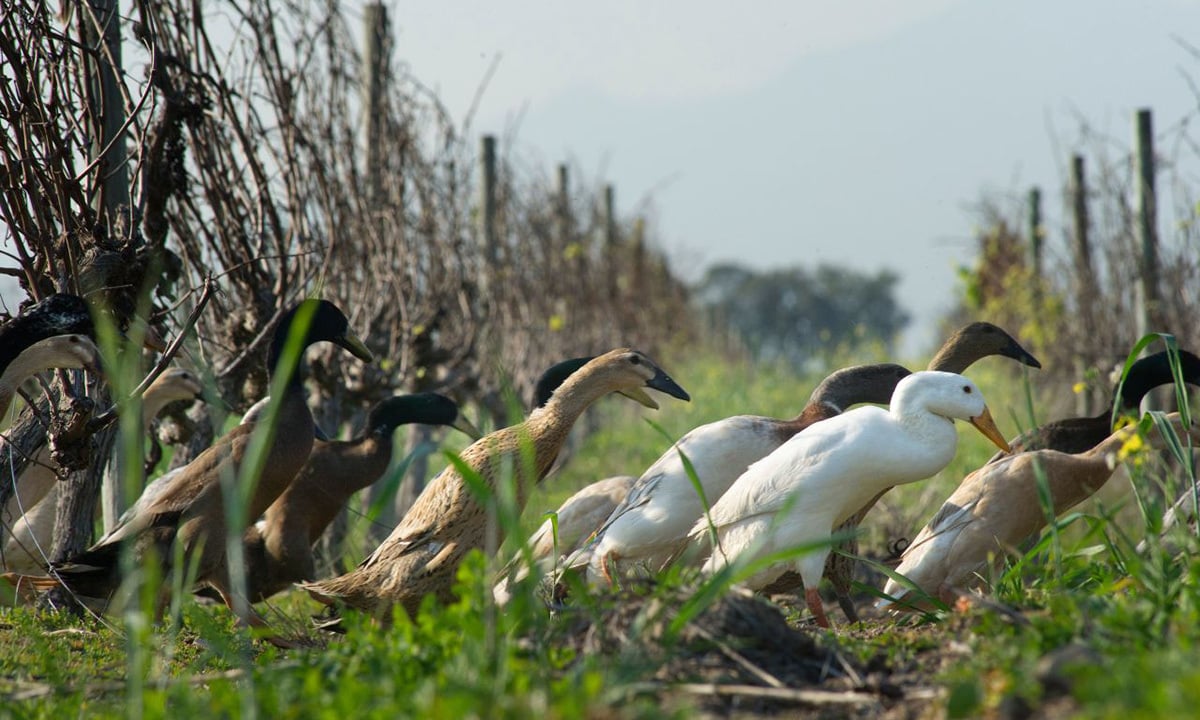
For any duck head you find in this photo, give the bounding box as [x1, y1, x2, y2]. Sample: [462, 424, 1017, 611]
[367, 393, 482, 440]
[534, 355, 685, 409]
[146, 368, 206, 404]
[1117, 349, 1200, 411]
[268, 299, 374, 373]
[15, 334, 102, 374]
[573, 349, 690, 410]
[932, 322, 1042, 372]
[898, 371, 1011, 453]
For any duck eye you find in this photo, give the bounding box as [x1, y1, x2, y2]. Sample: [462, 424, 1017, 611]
[629, 355, 641, 366]
[963, 386, 972, 394]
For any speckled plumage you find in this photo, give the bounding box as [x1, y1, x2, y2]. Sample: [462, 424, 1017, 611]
[882, 413, 1200, 610]
[303, 348, 689, 619]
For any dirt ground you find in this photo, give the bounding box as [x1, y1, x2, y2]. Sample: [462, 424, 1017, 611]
[555, 583, 1082, 720]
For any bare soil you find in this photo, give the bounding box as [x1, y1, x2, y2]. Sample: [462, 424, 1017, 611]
[555, 583, 1082, 719]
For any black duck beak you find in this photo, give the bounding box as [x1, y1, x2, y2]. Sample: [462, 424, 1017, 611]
[646, 368, 690, 403]
[452, 415, 483, 440]
[618, 387, 659, 409]
[1006, 340, 1041, 369]
[336, 331, 375, 363]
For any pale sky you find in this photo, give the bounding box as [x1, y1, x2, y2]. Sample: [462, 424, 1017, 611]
[5, 1, 1199, 355]
[385, 0, 1200, 354]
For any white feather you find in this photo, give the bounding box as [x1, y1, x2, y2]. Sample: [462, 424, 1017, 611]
[577, 416, 794, 580]
[691, 371, 991, 595]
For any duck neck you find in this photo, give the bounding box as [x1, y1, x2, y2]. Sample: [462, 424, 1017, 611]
[889, 386, 960, 458]
[521, 381, 605, 474]
[0, 350, 59, 418]
[141, 392, 179, 432]
[787, 401, 840, 432]
[1116, 353, 1200, 412]
[267, 332, 310, 396]
[927, 343, 975, 374]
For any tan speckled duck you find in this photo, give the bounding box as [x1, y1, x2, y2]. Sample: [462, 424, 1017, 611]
[882, 412, 1200, 610]
[302, 348, 690, 619]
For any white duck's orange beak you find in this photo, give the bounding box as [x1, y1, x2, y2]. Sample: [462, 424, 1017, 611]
[970, 406, 1011, 453]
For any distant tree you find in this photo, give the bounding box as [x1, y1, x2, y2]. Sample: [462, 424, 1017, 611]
[695, 262, 910, 368]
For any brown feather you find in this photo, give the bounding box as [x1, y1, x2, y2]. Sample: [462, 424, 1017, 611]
[303, 348, 688, 619]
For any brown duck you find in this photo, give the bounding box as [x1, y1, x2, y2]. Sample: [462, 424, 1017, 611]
[232, 393, 480, 603]
[302, 348, 690, 619]
[12, 300, 372, 622]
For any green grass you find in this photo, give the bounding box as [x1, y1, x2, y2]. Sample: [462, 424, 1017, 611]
[4, 342, 1200, 718]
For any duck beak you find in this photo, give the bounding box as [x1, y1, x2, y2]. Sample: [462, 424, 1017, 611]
[1005, 340, 1041, 369]
[452, 415, 483, 440]
[84, 352, 103, 375]
[646, 368, 691, 403]
[619, 387, 659, 410]
[970, 406, 1011, 453]
[336, 331, 374, 363]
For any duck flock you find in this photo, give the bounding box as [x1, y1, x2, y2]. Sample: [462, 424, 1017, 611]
[1, 293, 1198, 645]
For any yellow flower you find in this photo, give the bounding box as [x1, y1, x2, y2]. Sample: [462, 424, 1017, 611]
[1072, 382, 1087, 395]
[1118, 432, 1145, 463]
[548, 314, 565, 332]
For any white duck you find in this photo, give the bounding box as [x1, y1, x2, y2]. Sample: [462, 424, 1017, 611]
[493, 475, 636, 604]
[568, 363, 911, 583]
[688, 371, 1010, 628]
[880, 412, 1199, 611]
